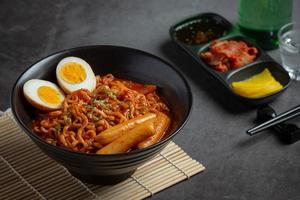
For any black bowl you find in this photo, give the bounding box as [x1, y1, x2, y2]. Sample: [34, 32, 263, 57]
[11, 45, 192, 184]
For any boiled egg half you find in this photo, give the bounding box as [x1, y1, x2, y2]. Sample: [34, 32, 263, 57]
[56, 57, 96, 94]
[23, 79, 65, 111]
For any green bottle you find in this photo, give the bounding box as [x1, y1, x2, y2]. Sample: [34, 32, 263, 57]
[238, 0, 293, 50]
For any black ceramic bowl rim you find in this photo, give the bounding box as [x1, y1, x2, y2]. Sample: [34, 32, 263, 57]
[10, 45, 193, 158]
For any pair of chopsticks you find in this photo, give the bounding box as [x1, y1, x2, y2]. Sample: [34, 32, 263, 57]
[247, 105, 300, 135]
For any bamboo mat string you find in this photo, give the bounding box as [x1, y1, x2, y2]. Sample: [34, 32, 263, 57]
[62, 167, 99, 200]
[0, 156, 46, 200]
[131, 175, 153, 197]
[159, 152, 189, 179]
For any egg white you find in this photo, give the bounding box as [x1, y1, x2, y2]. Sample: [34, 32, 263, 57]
[23, 79, 65, 111]
[56, 57, 96, 94]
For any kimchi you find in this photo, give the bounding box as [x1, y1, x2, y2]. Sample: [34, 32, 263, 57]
[200, 40, 258, 72]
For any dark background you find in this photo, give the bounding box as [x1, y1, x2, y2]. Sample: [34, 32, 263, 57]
[1, 0, 300, 199]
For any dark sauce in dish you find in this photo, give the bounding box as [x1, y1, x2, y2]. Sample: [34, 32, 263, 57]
[175, 19, 229, 45]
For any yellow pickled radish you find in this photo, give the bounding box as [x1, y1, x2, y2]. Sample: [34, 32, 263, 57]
[231, 68, 283, 98]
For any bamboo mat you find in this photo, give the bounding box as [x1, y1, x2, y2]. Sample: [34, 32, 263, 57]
[0, 110, 205, 200]
[0, 156, 45, 200]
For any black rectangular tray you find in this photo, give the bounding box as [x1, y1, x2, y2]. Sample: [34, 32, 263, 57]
[169, 13, 291, 106]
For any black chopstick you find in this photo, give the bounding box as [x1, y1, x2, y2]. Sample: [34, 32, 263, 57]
[247, 105, 300, 136]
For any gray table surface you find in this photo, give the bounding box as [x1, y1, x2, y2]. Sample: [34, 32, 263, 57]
[1, 0, 300, 199]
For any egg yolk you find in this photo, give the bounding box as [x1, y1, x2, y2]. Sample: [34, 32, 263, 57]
[37, 86, 61, 105]
[59, 62, 86, 84]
